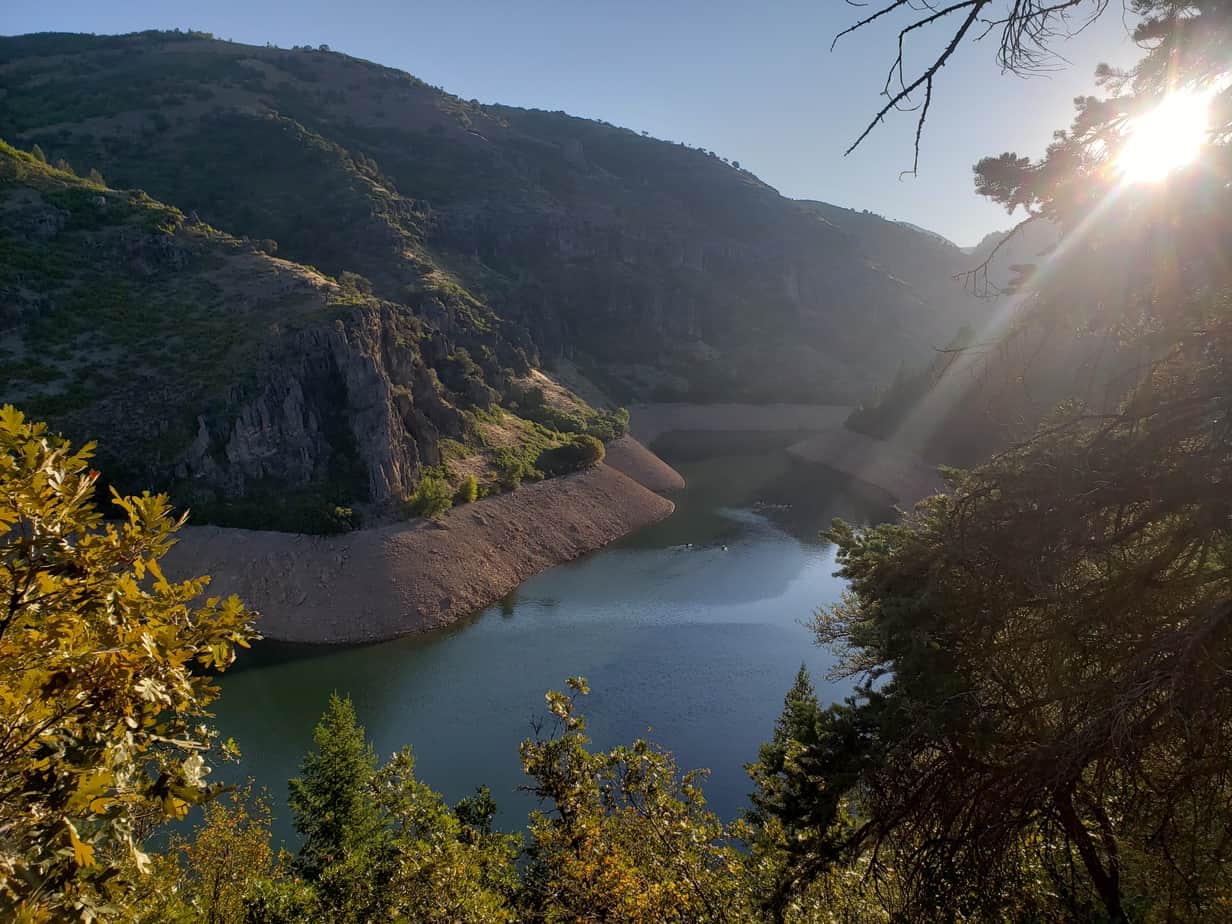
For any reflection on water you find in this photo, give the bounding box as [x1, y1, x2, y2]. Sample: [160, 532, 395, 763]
[212, 451, 889, 844]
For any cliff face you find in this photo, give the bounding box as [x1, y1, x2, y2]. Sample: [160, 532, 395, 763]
[174, 305, 465, 505]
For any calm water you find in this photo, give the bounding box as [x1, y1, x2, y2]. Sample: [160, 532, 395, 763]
[212, 450, 887, 843]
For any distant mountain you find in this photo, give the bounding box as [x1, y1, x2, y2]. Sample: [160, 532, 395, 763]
[0, 30, 1005, 525]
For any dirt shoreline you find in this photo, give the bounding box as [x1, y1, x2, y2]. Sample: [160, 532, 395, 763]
[164, 407, 938, 645]
[165, 439, 681, 644]
[631, 403, 941, 506]
[786, 429, 944, 506]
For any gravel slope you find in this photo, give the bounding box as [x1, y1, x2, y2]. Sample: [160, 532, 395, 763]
[166, 454, 676, 644]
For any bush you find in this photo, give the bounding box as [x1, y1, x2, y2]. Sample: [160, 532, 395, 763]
[0, 407, 258, 918]
[537, 434, 605, 477]
[455, 474, 479, 504]
[586, 407, 630, 442]
[330, 505, 358, 531]
[410, 476, 452, 519]
[490, 446, 541, 491]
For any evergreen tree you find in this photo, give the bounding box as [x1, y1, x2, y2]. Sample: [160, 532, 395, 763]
[287, 694, 386, 883]
[30, 143, 45, 163]
[748, 665, 821, 827]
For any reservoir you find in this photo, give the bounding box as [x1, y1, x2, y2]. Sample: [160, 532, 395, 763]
[212, 446, 889, 842]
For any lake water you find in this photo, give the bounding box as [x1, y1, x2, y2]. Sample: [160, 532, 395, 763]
[212, 448, 888, 844]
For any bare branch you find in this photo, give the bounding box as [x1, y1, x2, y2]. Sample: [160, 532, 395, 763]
[954, 212, 1042, 297]
[836, 0, 1108, 172]
[843, 2, 988, 162]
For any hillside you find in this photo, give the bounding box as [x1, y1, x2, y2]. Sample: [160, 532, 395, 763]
[0, 141, 624, 531]
[0, 31, 997, 396]
[0, 29, 1003, 527]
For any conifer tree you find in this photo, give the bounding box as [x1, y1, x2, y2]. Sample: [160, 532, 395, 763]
[748, 665, 822, 829]
[288, 694, 385, 879]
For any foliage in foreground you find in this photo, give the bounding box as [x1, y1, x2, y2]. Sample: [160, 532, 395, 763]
[125, 679, 894, 924]
[0, 406, 258, 921]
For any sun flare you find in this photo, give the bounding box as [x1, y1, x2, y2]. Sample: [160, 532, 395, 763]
[1116, 90, 1211, 183]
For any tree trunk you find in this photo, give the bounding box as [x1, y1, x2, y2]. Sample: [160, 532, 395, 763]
[1053, 787, 1126, 922]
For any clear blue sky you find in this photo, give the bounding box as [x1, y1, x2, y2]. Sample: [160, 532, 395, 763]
[3, 0, 1141, 245]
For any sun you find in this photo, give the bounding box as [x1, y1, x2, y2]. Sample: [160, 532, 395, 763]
[1116, 90, 1211, 184]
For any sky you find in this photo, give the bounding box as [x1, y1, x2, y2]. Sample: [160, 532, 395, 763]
[2, 0, 1144, 246]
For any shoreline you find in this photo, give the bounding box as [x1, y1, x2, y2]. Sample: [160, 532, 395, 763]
[631, 403, 941, 506]
[785, 429, 944, 507]
[164, 408, 940, 646]
[165, 437, 681, 644]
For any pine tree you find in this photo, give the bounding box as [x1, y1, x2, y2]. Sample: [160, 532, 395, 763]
[748, 664, 822, 827]
[30, 143, 45, 163]
[287, 694, 386, 882]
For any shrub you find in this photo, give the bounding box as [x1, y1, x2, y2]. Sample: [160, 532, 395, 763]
[490, 446, 541, 491]
[455, 474, 479, 505]
[330, 505, 358, 531]
[0, 407, 258, 918]
[586, 407, 630, 442]
[410, 476, 452, 519]
[537, 434, 605, 477]
[337, 271, 373, 294]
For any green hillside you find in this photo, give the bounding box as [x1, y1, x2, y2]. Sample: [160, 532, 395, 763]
[0, 140, 619, 530]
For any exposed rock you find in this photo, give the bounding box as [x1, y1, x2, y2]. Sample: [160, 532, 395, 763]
[174, 304, 467, 504]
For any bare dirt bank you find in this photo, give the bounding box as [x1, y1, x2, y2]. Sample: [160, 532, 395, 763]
[786, 430, 944, 507]
[630, 403, 941, 507]
[630, 403, 851, 445]
[603, 435, 686, 492]
[165, 454, 677, 644]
